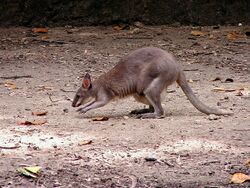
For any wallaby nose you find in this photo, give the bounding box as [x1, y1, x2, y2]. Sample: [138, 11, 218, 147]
[72, 95, 79, 107]
[72, 101, 81, 107]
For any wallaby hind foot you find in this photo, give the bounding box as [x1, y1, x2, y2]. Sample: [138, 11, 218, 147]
[130, 105, 154, 115]
[136, 112, 164, 119]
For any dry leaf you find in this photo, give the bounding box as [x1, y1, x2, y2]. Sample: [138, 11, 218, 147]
[246, 160, 250, 167]
[17, 119, 47, 126]
[17, 121, 33, 125]
[17, 168, 37, 178]
[191, 30, 205, 37]
[32, 111, 48, 116]
[231, 173, 250, 184]
[24, 166, 42, 174]
[32, 28, 48, 33]
[41, 36, 49, 40]
[113, 24, 129, 31]
[31, 119, 47, 125]
[78, 140, 93, 146]
[17, 166, 41, 178]
[4, 81, 17, 90]
[227, 32, 239, 40]
[92, 116, 109, 121]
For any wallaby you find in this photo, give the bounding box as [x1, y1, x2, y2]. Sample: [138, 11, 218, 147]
[72, 47, 233, 118]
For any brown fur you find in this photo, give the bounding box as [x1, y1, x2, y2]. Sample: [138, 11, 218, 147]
[72, 47, 233, 118]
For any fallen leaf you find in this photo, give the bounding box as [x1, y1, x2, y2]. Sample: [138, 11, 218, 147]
[41, 36, 49, 40]
[31, 119, 47, 125]
[17, 121, 33, 125]
[32, 28, 48, 33]
[92, 116, 109, 121]
[231, 173, 250, 184]
[24, 166, 42, 174]
[18, 168, 37, 178]
[17, 166, 41, 178]
[4, 81, 17, 89]
[32, 111, 48, 116]
[78, 140, 93, 146]
[246, 160, 250, 167]
[227, 32, 239, 40]
[191, 30, 205, 37]
[113, 24, 129, 31]
[17, 119, 47, 126]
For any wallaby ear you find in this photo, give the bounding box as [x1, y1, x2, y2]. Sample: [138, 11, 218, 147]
[82, 73, 91, 89]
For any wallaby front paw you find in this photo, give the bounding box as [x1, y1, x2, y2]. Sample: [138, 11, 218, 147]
[76, 108, 86, 114]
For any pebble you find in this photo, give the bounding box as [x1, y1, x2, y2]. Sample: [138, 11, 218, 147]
[208, 114, 221, 121]
[145, 157, 157, 162]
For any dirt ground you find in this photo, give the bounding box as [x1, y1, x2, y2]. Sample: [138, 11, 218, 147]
[0, 25, 249, 188]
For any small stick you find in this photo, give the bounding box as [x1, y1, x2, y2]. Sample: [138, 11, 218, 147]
[47, 93, 60, 103]
[64, 95, 73, 102]
[183, 69, 199, 72]
[60, 88, 75, 93]
[115, 36, 153, 40]
[0, 75, 32, 79]
[0, 145, 20, 149]
[128, 175, 137, 188]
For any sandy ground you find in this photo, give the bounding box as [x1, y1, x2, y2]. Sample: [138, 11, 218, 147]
[0, 25, 250, 187]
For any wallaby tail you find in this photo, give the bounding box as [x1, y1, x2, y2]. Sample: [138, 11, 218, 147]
[177, 71, 233, 115]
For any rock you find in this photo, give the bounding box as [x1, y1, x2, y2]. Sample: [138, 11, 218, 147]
[208, 114, 221, 121]
[145, 157, 157, 162]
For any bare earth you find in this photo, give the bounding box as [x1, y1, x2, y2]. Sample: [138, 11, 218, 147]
[0, 26, 249, 188]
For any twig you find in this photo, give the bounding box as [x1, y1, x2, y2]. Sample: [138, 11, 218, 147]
[232, 129, 250, 132]
[32, 38, 65, 45]
[0, 75, 32, 79]
[183, 68, 199, 72]
[128, 175, 137, 188]
[115, 36, 153, 40]
[60, 88, 75, 93]
[64, 95, 73, 102]
[47, 93, 60, 103]
[0, 145, 20, 149]
[201, 160, 221, 165]
[36, 174, 45, 187]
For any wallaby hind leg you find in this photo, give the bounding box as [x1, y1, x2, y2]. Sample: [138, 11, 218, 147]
[137, 78, 165, 119]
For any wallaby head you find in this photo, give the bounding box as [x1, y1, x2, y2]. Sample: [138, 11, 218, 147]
[72, 73, 94, 107]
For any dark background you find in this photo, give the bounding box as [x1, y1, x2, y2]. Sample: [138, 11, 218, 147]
[0, 0, 250, 26]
